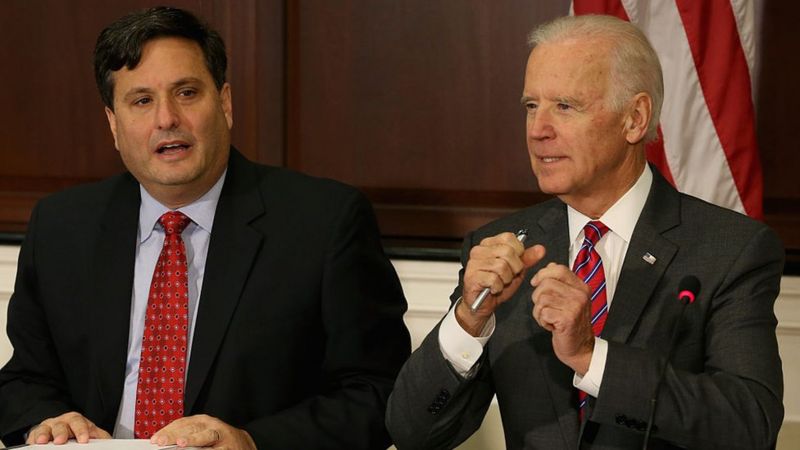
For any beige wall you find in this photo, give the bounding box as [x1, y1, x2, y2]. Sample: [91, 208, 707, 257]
[0, 247, 797, 448]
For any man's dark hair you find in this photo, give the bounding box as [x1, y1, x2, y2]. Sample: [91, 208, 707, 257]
[94, 6, 227, 109]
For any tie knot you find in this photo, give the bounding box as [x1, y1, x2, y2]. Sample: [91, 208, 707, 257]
[159, 211, 190, 236]
[582, 221, 608, 246]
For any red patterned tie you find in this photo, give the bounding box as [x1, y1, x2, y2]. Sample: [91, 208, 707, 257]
[135, 211, 191, 438]
[573, 220, 609, 419]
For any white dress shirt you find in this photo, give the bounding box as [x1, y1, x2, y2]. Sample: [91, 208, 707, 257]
[439, 165, 653, 399]
[113, 171, 226, 438]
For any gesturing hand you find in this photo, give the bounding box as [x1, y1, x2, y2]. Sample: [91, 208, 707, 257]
[457, 232, 545, 336]
[531, 262, 595, 375]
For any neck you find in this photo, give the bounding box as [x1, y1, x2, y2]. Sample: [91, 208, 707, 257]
[562, 155, 646, 219]
[144, 173, 225, 210]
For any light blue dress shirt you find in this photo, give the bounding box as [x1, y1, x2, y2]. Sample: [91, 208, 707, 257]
[113, 171, 226, 438]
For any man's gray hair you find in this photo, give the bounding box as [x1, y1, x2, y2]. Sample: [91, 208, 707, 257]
[528, 15, 664, 142]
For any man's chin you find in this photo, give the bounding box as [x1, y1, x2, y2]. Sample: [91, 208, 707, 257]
[535, 179, 570, 196]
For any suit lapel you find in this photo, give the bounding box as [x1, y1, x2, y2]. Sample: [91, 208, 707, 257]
[602, 169, 681, 344]
[185, 150, 265, 413]
[529, 203, 582, 447]
[90, 174, 140, 427]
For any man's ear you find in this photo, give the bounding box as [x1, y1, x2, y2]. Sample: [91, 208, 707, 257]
[623, 92, 653, 144]
[104, 106, 120, 151]
[220, 82, 233, 129]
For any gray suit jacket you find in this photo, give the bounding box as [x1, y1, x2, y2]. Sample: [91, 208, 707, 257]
[387, 169, 784, 450]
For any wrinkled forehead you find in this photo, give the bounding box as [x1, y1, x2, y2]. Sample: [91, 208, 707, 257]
[524, 37, 614, 98]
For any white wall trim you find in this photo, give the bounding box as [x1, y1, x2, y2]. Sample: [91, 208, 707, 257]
[778, 276, 800, 333]
[0, 246, 19, 294]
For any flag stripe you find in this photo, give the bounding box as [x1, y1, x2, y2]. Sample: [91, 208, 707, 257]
[729, 0, 758, 88]
[674, 0, 762, 219]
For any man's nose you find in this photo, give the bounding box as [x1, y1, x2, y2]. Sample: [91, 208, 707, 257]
[155, 98, 181, 130]
[527, 107, 555, 140]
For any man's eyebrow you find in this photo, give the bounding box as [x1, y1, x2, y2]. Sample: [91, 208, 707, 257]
[520, 95, 536, 104]
[170, 77, 204, 88]
[122, 86, 153, 101]
[121, 77, 206, 100]
[554, 96, 584, 106]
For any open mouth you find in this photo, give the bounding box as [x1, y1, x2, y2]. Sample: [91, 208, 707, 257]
[540, 156, 564, 163]
[156, 143, 191, 154]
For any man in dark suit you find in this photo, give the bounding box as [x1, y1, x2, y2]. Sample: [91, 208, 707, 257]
[386, 14, 784, 450]
[0, 6, 410, 450]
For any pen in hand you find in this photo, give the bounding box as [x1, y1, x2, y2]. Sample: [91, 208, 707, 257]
[470, 229, 529, 313]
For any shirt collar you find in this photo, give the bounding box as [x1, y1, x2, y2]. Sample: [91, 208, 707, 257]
[138, 169, 227, 243]
[567, 164, 653, 245]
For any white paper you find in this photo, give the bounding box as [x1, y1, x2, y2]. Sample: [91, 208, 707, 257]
[28, 439, 181, 450]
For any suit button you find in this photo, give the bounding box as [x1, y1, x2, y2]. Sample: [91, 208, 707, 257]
[615, 414, 627, 425]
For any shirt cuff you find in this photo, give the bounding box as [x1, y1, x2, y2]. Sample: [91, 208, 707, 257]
[438, 298, 496, 377]
[573, 337, 608, 398]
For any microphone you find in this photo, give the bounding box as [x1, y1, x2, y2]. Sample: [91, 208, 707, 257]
[642, 276, 701, 450]
[677, 276, 700, 305]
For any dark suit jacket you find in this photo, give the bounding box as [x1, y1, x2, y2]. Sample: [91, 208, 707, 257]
[0, 149, 411, 449]
[387, 168, 784, 450]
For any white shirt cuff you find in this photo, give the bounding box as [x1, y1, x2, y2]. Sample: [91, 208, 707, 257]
[438, 299, 495, 377]
[573, 337, 608, 398]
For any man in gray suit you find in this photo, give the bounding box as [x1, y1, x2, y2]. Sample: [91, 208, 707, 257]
[386, 14, 784, 450]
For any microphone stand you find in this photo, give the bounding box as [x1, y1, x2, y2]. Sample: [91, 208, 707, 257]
[642, 278, 699, 450]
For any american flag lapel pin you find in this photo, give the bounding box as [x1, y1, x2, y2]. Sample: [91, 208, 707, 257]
[642, 252, 657, 265]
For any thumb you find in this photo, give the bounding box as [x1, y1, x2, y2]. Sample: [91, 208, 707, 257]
[522, 244, 546, 268]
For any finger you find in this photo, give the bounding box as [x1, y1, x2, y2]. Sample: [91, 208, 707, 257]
[467, 253, 518, 281]
[469, 244, 526, 275]
[531, 263, 587, 291]
[479, 232, 527, 253]
[533, 277, 590, 311]
[178, 428, 221, 448]
[522, 244, 546, 267]
[152, 423, 182, 446]
[67, 416, 92, 443]
[532, 300, 556, 332]
[466, 245, 528, 291]
[29, 425, 53, 444]
[153, 427, 181, 446]
[50, 421, 74, 445]
[466, 271, 507, 299]
[154, 417, 204, 446]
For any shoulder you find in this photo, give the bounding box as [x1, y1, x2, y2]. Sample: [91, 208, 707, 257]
[229, 156, 371, 229]
[665, 192, 784, 282]
[250, 165, 367, 217]
[255, 164, 362, 202]
[676, 193, 776, 244]
[470, 198, 563, 242]
[32, 173, 136, 223]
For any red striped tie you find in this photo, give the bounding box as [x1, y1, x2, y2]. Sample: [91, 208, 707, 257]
[573, 220, 609, 419]
[135, 211, 191, 438]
